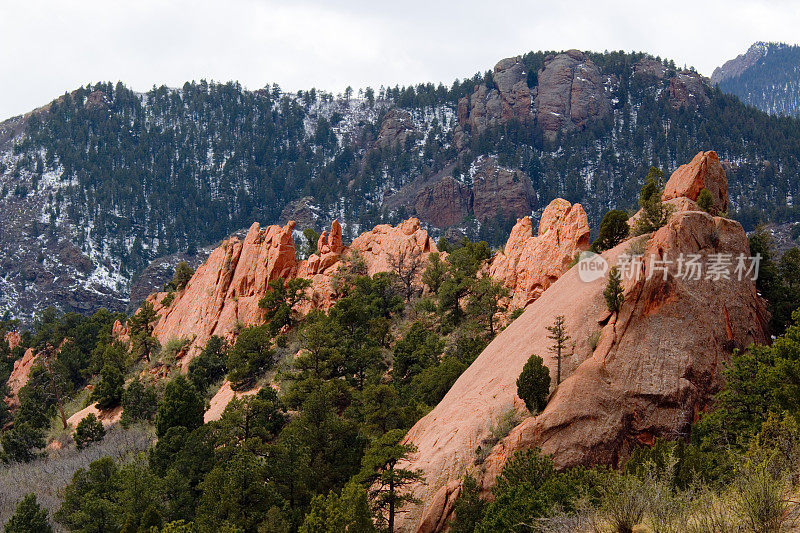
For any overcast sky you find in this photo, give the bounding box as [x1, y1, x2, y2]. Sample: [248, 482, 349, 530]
[1, 0, 799, 121]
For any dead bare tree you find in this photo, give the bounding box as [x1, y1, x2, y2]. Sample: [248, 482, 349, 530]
[388, 246, 424, 302]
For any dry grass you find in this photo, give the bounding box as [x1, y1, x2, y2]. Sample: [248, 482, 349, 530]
[0, 424, 154, 531]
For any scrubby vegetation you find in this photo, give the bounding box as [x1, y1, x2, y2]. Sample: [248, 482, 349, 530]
[0, 237, 513, 532]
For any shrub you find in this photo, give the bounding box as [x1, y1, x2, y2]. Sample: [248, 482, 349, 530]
[120, 378, 158, 427]
[4, 493, 52, 533]
[171, 261, 195, 291]
[155, 375, 205, 437]
[188, 335, 228, 393]
[91, 363, 124, 409]
[592, 210, 630, 252]
[697, 187, 714, 213]
[633, 167, 674, 235]
[227, 325, 274, 390]
[161, 336, 190, 364]
[516, 354, 551, 413]
[160, 291, 175, 307]
[74, 414, 105, 449]
[604, 266, 625, 314]
[732, 453, 789, 533]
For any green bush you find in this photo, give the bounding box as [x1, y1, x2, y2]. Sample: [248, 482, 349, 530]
[697, 187, 714, 213]
[516, 354, 550, 412]
[155, 375, 205, 437]
[188, 335, 228, 393]
[74, 413, 106, 449]
[227, 325, 275, 390]
[91, 363, 124, 409]
[4, 493, 53, 533]
[592, 210, 630, 252]
[120, 378, 158, 427]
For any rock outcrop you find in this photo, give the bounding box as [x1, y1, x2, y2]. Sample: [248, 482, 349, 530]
[147, 218, 438, 367]
[711, 42, 769, 85]
[662, 150, 728, 213]
[633, 58, 668, 79]
[471, 157, 537, 221]
[67, 403, 123, 429]
[413, 177, 472, 228]
[669, 71, 710, 109]
[489, 199, 590, 309]
[398, 154, 768, 532]
[457, 57, 532, 137]
[5, 348, 37, 408]
[149, 221, 299, 368]
[534, 50, 612, 141]
[376, 109, 417, 148]
[204, 380, 262, 423]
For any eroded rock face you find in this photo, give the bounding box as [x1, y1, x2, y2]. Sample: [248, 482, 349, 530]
[5, 348, 38, 408]
[489, 199, 590, 309]
[457, 57, 532, 135]
[535, 50, 612, 141]
[148, 218, 438, 368]
[669, 71, 710, 109]
[413, 177, 472, 228]
[376, 109, 417, 148]
[398, 154, 768, 532]
[4, 331, 20, 350]
[150, 221, 300, 369]
[472, 156, 537, 222]
[633, 58, 668, 79]
[663, 150, 728, 213]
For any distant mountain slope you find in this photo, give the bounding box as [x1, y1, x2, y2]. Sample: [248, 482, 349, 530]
[713, 42, 800, 116]
[3, 49, 800, 323]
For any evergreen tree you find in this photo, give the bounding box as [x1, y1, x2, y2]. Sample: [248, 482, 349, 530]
[358, 429, 425, 533]
[74, 413, 106, 449]
[592, 210, 630, 252]
[546, 316, 570, 385]
[634, 167, 674, 235]
[155, 375, 205, 437]
[259, 277, 311, 336]
[4, 494, 52, 533]
[92, 362, 124, 409]
[697, 187, 714, 213]
[516, 354, 551, 412]
[227, 325, 275, 390]
[170, 261, 195, 291]
[120, 378, 158, 426]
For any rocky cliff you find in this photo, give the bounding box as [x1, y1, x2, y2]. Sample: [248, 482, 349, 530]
[398, 153, 769, 532]
[145, 218, 438, 368]
[489, 199, 590, 309]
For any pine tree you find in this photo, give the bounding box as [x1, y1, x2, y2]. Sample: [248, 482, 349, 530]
[358, 429, 425, 533]
[74, 413, 106, 449]
[546, 316, 570, 384]
[4, 493, 52, 533]
[516, 354, 551, 412]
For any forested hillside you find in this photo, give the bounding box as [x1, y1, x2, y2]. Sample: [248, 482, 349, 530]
[714, 42, 800, 117]
[3, 49, 800, 322]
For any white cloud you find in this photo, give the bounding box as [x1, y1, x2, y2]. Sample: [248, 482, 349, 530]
[1, 0, 798, 121]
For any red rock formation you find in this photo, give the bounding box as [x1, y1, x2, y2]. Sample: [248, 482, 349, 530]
[4, 331, 21, 350]
[5, 348, 37, 408]
[150, 221, 300, 369]
[471, 156, 537, 222]
[489, 199, 590, 309]
[662, 150, 728, 213]
[413, 177, 472, 228]
[204, 380, 262, 423]
[148, 218, 438, 369]
[398, 155, 768, 532]
[67, 403, 123, 428]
